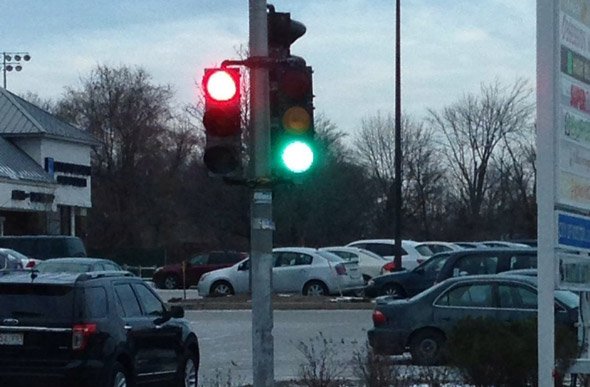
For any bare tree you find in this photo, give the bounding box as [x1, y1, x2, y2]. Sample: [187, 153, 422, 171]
[428, 79, 534, 234]
[353, 112, 445, 238]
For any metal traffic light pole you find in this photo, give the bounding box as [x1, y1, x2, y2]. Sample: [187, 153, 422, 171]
[249, 1, 275, 386]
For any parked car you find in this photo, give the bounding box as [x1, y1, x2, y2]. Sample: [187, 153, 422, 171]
[452, 241, 489, 249]
[319, 246, 389, 281]
[0, 247, 39, 268]
[478, 240, 531, 248]
[0, 235, 86, 260]
[0, 270, 199, 386]
[0, 248, 23, 271]
[153, 250, 247, 289]
[198, 247, 365, 297]
[368, 274, 579, 365]
[364, 248, 537, 298]
[346, 239, 430, 271]
[34, 257, 124, 273]
[415, 241, 463, 256]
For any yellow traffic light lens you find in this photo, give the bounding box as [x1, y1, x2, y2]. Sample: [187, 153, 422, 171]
[282, 106, 311, 134]
[206, 70, 238, 102]
[282, 141, 314, 173]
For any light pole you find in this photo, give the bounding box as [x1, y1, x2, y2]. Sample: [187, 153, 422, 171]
[393, 0, 403, 271]
[2, 51, 31, 89]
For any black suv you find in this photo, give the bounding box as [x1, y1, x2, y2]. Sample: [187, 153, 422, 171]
[364, 248, 537, 298]
[0, 271, 199, 387]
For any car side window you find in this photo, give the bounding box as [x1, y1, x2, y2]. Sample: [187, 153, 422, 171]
[454, 255, 499, 276]
[209, 252, 227, 265]
[84, 286, 108, 318]
[103, 263, 120, 271]
[509, 254, 537, 270]
[436, 284, 494, 308]
[515, 285, 537, 309]
[133, 283, 165, 316]
[365, 243, 407, 257]
[0, 253, 6, 269]
[189, 254, 208, 265]
[114, 284, 142, 317]
[274, 253, 312, 267]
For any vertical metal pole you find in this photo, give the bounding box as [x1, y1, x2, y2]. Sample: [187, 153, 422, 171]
[249, 1, 274, 386]
[537, 0, 556, 385]
[393, 0, 403, 270]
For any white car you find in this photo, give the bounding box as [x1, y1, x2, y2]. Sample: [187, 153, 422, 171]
[0, 247, 38, 268]
[346, 239, 429, 271]
[319, 246, 389, 281]
[197, 247, 365, 297]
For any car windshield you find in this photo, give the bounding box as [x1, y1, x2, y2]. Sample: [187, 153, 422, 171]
[415, 245, 434, 256]
[36, 262, 93, 273]
[555, 290, 579, 309]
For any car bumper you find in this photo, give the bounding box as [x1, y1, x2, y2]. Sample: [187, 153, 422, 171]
[367, 327, 407, 356]
[0, 359, 106, 387]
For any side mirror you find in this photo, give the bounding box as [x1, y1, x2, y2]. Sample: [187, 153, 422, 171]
[169, 305, 185, 318]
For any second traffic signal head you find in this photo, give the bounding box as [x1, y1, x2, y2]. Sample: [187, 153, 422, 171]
[202, 68, 242, 175]
[270, 61, 315, 175]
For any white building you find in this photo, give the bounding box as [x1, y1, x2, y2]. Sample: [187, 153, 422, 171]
[0, 88, 98, 236]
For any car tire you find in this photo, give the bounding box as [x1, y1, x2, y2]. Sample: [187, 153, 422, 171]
[381, 283, 406, 298]
[163, 274, 180, 289]
[211, 281, 234, 297]
[177, 348, 199, 387]
[409, 330, 445, 366]
[303, 281, 329, 296]
[108, 361, 128, 387]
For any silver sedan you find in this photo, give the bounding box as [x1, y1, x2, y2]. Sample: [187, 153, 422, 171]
[198, 247, 365, 297]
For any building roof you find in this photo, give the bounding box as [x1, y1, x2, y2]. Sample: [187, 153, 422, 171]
[0, 136, 54, 183]
[0, 88, 98, 145]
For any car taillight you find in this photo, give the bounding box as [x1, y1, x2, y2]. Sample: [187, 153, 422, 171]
[72, 323, 97, 351]
[25, 260, 36, 268]
[382, 261, 397, 273]
[335, 263, 347, 275]
[372, 310, 387, 326]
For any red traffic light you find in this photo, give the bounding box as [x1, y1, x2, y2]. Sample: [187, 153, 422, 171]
[203, 69, 239, 102]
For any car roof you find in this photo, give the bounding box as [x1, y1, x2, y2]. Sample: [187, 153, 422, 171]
[273, 247, 319, 254]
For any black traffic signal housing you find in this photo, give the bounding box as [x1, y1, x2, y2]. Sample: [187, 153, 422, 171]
[202, 67, 242, 175]
[268, 8, 315, 176]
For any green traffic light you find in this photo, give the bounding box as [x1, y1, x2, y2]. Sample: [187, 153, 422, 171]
[281, 141, 314, 173]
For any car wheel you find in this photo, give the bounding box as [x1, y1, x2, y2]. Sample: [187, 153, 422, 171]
[409, 330, 445, 366]
[108, 362, 128, 387]
[177, 349, 198, 387]
[303, 281, 329, 296]
[211, 281, 234, 297]
[163, 274, 180, 289]
[381, 283, 406, 298]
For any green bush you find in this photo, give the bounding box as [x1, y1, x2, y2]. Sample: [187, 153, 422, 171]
[447, 317, 579, 387]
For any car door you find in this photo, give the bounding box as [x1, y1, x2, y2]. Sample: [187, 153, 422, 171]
[495, 282, 538, 323]
[433, 281, 498, 333]
[273, 252, 313, 293]
[406, 254, 450, 295]
[113, 282, 178, 384]
[131, 282, 182, 380]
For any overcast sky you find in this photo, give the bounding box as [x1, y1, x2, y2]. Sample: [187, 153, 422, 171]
[0, 0, 535, 136]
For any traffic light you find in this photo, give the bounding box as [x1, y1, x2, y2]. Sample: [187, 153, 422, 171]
[202, 67, 242, 175]
[268, 8, 316, 176]
[271, 61, 315, 175]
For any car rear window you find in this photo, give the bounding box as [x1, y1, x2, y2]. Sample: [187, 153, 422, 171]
[0, 284, 75, 324]
[317, 251, 343, 263]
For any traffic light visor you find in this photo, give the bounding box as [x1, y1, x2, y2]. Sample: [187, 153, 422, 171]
[204, 69, 239, 102]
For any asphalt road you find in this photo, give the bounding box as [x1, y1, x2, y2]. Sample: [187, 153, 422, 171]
[185, 309, 374, 385]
